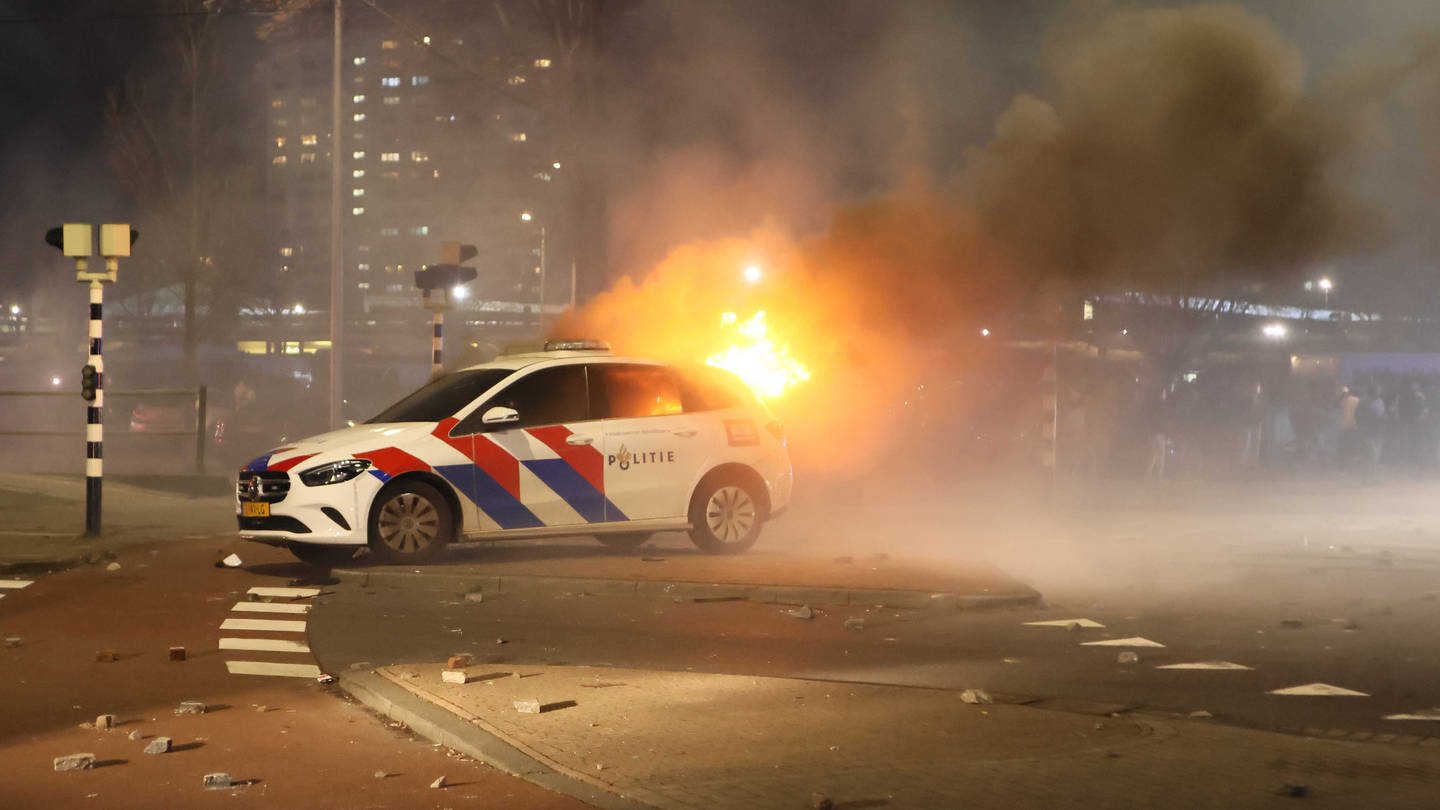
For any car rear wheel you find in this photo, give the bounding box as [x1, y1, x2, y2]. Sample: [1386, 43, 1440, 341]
[368, 480, 451, 564]
[288, 543, 359, 568]
[595, 532, 651, 551]
[688, 474, 762, 554]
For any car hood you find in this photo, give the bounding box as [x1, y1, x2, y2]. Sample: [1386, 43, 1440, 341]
[243, 422, 438, 473]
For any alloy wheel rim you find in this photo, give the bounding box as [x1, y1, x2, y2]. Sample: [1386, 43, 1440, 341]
[705, 485, 755, 545]
[377, 492, 440, 553]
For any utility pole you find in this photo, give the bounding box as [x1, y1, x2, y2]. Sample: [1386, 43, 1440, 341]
[46, 223, 138, 537]
[327, 0, 344, 429]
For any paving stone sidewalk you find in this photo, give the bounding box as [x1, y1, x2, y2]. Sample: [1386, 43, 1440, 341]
[363, 662, 1440, 809]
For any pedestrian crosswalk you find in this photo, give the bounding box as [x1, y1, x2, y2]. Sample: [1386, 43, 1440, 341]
[0, 579, 33, 600]
[221, 586, 323, 679]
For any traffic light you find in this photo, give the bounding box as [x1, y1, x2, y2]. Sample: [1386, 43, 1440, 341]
[414, 264, 478, 291]
[80, 364, 98, 402]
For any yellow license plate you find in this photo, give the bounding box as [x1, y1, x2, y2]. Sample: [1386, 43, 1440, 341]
[241, 502, 270, 518]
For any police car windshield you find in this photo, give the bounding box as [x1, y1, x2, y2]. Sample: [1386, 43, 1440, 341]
[366, 369, 513, 424]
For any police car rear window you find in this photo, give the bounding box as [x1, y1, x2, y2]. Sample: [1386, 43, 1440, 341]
[676, 366, 752, 412]
[366, 369, 512, 423]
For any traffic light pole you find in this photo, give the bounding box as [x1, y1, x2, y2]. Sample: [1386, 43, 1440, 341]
[431, 309, 444, 377]
[85, 280, 104, 536]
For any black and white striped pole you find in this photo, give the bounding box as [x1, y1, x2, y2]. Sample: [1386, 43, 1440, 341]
[430, 309, 444, 377]
[46, 223, 137, 537]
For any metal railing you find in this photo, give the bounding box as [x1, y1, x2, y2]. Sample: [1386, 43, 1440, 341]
[0, 386, 209, 474]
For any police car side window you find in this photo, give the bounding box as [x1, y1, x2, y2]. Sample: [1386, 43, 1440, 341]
[595, 364, 683, 419]
[454, 365, 590, 434]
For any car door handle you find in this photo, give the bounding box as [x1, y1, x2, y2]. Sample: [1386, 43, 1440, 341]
[566, 435, 595, 446]
[672, 428, 699, 438]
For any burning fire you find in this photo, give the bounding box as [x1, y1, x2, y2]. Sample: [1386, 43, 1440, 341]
[705, 310, 811, 399]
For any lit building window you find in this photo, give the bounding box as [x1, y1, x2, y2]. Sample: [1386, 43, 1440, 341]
[300, 134, 318, 145]
[422, 35, 431, 44]
[381, 76, 400, 87]
[357, 282, 370, 290]
[507, 75, 526, 86]
[412, 225, 429, 236]
[300, 153, 316, 163]
[387, 283, 404, 293]
[382, 171, 400, 180]
[271, 99, 284, 109]
[352, 169, 365, 178]
[509, 132, 527, 142]
[357, 263, 371, 272]
[352, 207, 365, 215]
[432, 169, 440, 178]
[352, 93, 366, 103]
[352, 150, 365, 159]
[411, 75, 429, 86]
[352, 188, 365, 197]
[274, 118, 287, 127]
[272, 155, 287, 165]
[279, 247, 294, 257]
[353, 56, 367, 66]
[383, 96, 401, 105]
[410, 151, 429, 162]
[274, 136, 286, 148]
[534, 172, 552, 182]
[352, 113, 366, 122]
[534, 58, 552, 68]
[381, 39, 397, 50]
[380, 227, 399, 236]
[381, 152, 400, 162]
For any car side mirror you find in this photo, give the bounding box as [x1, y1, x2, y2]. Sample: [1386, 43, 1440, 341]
[481, 406, 519, 425]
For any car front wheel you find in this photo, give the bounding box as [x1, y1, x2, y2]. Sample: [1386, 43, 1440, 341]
[368, 480, 451, 564]
[688, 474, 763, 554]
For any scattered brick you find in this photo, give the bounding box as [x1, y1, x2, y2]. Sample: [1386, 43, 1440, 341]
[788, 605, 815, 620]
[843, 618, 866, 630]
[53, 753, 96, 772]
[1118, 651, 1140, 665]
[94, 714, 115, 730]
[128, 730, 144, 741]
[446, 654, 472, 669]
[960, 689, 993, 705]
[169, 647, 187, 662]
[95, 649, 118, 663]
[4, 636, 20, 648]
[430, 775, 448, 789]
[812, 792, 834, 809]
[203, 773, 232, 790]
[174, 701, 206, 715]
[442, 670, 470, 684]
[463, 592, 484, 603]
[144, 737, 172, 755]
[104, 562, 121, 572]
[513, 699, 542, 714]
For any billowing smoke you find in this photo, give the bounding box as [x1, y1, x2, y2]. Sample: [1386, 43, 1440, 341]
[558, 4, 1431, 474]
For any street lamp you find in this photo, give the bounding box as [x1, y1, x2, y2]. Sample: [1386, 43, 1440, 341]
[1262, 322, 1287, 339]
[743, 264, 762, 284]
[520, 212, 546, 329]
[1318, 277, 1333, 308]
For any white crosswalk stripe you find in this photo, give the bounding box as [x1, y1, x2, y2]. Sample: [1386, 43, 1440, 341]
[0, 579, 34, 600]
[222, 588, 323, 679]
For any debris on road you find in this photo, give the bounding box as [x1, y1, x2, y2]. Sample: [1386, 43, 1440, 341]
[788, 605, 815, 620]
[1281, 783, 1310, 798]
[144, 737, 172, 755]
[374, 770, 388, 779]
[463, 591, 485, 603]
[4, 635, 20, 648]
[1280, 619, 1305, 630]
[53, 753, 96, 772]
[128, 730, 144, 741]
[218, 554, 243, 568]
[174, 701, 206, 715]
[94, 714, 115, 730]
[429, 775, 448, 789]
[104, 562, 121, 572]
[843, 618, 866, 630]
[316, 674, 337, 684]
[514, 699, 542, 714]
[446, 654, 472, 669]
[95, 649, 118, 663]
[1023, 618, 1106, 630]
[202, 773, 232, 790]
[812, 791, 834, 809]
[1117, 651, 1140, 665]
[960, 689, 993, 705]
[442, 670, 471, 685]
[169, 646, 187, 662]
[1189, 710, 1214, 719]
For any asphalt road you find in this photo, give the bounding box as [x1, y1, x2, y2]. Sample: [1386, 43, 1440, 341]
[309, 538, 1440, 740]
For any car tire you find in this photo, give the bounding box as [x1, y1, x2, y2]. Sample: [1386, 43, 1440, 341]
[287, 543, 360, 568]
[595, 532, 651, 551]
[688, 473, 763, 554]
[368, 479, 451, 565]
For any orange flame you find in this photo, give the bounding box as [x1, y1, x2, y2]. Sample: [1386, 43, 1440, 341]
[706, 310, 811, 399]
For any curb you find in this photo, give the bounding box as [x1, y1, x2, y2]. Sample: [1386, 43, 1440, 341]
[338, 670, 653, 810]
[331, 567, 1042, 610]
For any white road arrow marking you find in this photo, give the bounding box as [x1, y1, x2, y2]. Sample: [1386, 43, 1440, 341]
[1023, 618, 1106, 629]
[1156, 661, 1254, 670]
[1384, 708, 1440, 720]
[1268, 683, 1370, 697]
[1080, 637, 1167, 648]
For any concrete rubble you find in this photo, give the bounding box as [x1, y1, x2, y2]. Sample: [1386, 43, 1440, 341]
[430, 775, 448, 789]
[960, 689, 993, 705]
[174, 701, 206, 715]
[53, 753, 96, 772]
[94, 714, 115, 730]
[1118, 651, 1140, 665]
[202, 772, 232, 790]
[169, 646, 187, 661]
[788, 605, 815, 620]
[442, 670, 471, 684]
[144, 737, 172, 755]
[513, 699, 542, 714]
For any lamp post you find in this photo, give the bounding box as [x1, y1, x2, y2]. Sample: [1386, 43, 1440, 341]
[1318, 277, 1333, 308]
[521, 212, 545, 331]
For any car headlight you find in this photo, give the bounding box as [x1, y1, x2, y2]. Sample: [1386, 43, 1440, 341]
[298, 459, 372, 486]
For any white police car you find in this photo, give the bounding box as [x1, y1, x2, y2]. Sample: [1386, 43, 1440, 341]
[237, 342, 793, 566]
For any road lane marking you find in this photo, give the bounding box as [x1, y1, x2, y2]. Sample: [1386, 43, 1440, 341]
[220, 637, 311, 654]
[1024, 618, 1106, 629]
[1268, 683, 1370, 697]
[1156, 661, 1254, 670]
[225, 661, 323, 678]
[220, 618, 307, 633]
[246, 586, 321, 598]
[1384, 709, 1440, 720]
[231, 602, 311, 614]
[0, 580, 34, 589]
[1080, 637, 1166, 648]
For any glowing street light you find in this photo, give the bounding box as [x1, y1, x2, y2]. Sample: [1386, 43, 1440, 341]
[451, 285, 469, 301]
[519, 211, 533, 222]
[743, 264, 762, 284]
[1262, 322, 1287, 339]
[1318, 276, 1333, 307]
[980, 327, 990, 337]
[292, 303, 307, 315]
